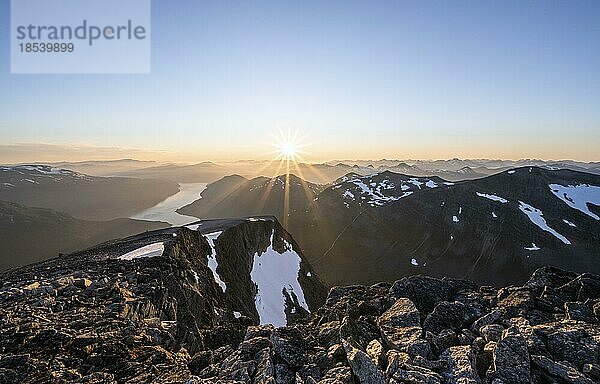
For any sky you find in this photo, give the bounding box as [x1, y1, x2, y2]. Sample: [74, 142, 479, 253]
[1, 0, 599, 162]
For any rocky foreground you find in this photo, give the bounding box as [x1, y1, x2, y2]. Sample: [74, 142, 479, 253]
[0, 230, 599, 383]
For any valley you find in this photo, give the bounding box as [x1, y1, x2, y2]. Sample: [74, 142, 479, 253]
[130, 182, 207, 226]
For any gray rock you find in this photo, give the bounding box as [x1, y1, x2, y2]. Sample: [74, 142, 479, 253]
[393, 363, 443, 384]
[271, 328, 306, 368]
[377, 298, 430, 357]
[471, 309, 502, 332]
[317, 366, 353, 384]
[379, 298, 421, 327]
[342, 339, 384, 384]
[532, 321, 600, 369]
[365, 339, 384, 368]
[531, 355, 594, 384]
[384, 350, 410, 381]
[274, 364, 295, 384]
[440, 346, 480, 384]
[423, 301, 481, 334]
[427, 329, 459, 355]
[582, 363, 600, 380]
[486, 327, 529, 384]
[480, 324, 504, 342]
[254, 348, 276, 384]
[565, 300, 597, 323]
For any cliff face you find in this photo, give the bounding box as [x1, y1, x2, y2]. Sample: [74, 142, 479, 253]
[0, 219, 598, 383]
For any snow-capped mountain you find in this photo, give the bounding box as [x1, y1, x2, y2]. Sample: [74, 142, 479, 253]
[329, 171, 451, 207]
[178, 167, 600, 286]
[292, 167, 600, 286]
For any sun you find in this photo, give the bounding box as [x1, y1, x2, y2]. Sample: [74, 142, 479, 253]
[271, 128, 307, 162]
[278, 142, 298, 159]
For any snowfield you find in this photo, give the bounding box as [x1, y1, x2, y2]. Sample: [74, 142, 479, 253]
[549, 183, 600, 220]
[338, 175, 443, 207]
[250, 230, 308, 327]
[119, 242, 165, 260]
[518, 201, 571, 245]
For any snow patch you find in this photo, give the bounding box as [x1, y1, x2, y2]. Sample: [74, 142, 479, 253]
[452, 216, 459, 223]
[233, 311, 241, 319]
[524, 243, 540, 251]
[251, 230, 308, 327]
[492, 212, 497, 218]
[407, 178, 423, 189]
[562, 219, 576, 227]
[518, 201, 571, 245]
[205, 231, 227, 292]
[425, 180, 438, 188]
[119, 242, 164, 260]
[507, 170, 516, 174]
[345, 178, 412, 206]
[476, 192, 508, 204]
[549, 183, 600, 220]
[411, 258, 419, 266]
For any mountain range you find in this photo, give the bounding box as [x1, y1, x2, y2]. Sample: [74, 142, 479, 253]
[0, 165, 178, 220]
[182, 167, 600, 287]
[35, 158, 600, 184]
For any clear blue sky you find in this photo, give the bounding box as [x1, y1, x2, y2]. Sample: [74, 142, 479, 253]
[1, 0, 599, 162]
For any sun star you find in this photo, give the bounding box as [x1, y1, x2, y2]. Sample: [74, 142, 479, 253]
[279, 142, 298, 159]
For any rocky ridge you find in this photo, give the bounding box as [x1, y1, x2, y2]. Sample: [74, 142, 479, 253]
[188, 266, 599, 384]
[1, 242, 599, 384]
[0, 217, 327, 383]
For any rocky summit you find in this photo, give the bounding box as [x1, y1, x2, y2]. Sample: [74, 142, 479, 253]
[0, 219, 599, 384]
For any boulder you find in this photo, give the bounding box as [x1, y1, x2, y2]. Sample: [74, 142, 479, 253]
[485, 327, 530, 384]
[377, 298, 430, 357]
[440, 346, 480, 384]
[423, 301, 481, 334]
[342, 339, 385, 384]
[531, 355, 595, 384]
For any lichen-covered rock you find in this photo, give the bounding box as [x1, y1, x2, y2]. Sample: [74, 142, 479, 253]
[440, 346, 480, 384]
[342, 339, 385, 384]
[485, 327, 529, 383]
[377, 297, 430, 357]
